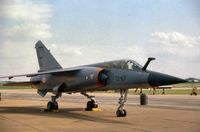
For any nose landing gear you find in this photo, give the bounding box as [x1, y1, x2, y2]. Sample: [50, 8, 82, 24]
[116, 89, 128, 117]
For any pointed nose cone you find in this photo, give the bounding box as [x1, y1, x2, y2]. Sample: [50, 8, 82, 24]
[148, 71, 187, 87]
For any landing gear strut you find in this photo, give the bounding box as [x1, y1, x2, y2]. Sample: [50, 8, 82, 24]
[81, 92, 98, 111]
[116, 89, 128, 117]
[47, 95, 59, 111]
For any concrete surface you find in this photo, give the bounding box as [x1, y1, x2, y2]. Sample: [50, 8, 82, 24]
[0, 89, 200, 132]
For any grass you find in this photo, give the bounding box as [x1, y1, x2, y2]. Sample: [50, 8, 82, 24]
[128, 83, 200, 95]
[173, 82, 200, 88]
[129, 89, 200, 95]
[0, 86, 32, 89]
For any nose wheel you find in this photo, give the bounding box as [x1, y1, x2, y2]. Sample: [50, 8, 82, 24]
[116, 89, 128, 117]
[116, 109, 127, 117]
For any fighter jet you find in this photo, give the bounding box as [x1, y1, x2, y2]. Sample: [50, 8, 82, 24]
[0, 41, 186, 117]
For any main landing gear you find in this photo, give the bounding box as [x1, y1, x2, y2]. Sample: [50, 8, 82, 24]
[81, 92, 98, 111]
[47, 95, 59, 111]
[116, 89, 128, 117]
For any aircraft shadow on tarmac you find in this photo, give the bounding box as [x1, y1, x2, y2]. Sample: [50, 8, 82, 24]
[0, 106, 130, 124]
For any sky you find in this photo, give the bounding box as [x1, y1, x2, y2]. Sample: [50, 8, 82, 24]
[0, 0, 200, 80]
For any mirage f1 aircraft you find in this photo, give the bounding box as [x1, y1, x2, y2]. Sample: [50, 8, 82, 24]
[0, 41, 186, 117]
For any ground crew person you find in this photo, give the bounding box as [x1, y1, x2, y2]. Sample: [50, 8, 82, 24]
[191, 87, 197, 96]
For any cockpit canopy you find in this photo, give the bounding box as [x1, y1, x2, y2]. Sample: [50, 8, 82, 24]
[93, 59, 143, 71]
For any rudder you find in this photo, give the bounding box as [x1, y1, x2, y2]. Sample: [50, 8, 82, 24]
[35, 40, 62, 72]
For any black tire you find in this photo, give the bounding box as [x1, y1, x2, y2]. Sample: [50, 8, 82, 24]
[47, 101, 54, 111]
[122, 109, 127, 117]
[116, 109, 127, 117]
[140, 93, 148, 105]
[86, 101, 94, 111]
[91, 100, 98, 108]
[116, 110, 122, 117]
[53, 102, 58, 110]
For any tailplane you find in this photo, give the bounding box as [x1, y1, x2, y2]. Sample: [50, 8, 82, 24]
[35, 40, 62, 72]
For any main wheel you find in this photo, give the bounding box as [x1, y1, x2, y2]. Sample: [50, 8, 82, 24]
[47, 101, 54, 111]
[86, 101, 94, 111]
[53, 102, 58, 110]
[47, 101, 58, 111]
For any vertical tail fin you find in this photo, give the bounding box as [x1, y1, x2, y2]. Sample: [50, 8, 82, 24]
[35, 40, 62, 72]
